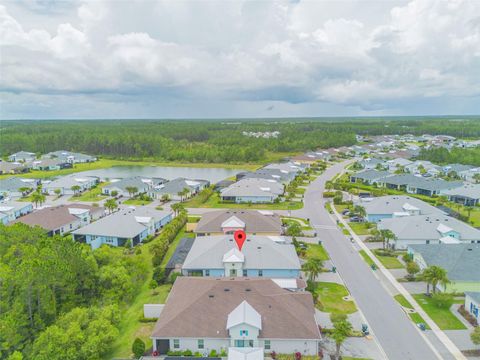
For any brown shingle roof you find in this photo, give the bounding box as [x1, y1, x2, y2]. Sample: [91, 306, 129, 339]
[195, 210, 282, 234]
[11, 204, 99, 231]
[151, 277, 320, 339]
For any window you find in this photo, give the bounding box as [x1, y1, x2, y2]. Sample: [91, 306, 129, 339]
[258, 270, 263, 277]
[198, 339, 204, 349]
[240, 330, 249, 336]
[426, 240, 430, 244]
[173, 339, 180, 349]
[243, 269, 248, 277]
[205, 270, 210, 277]
[264, 340, 271, 350]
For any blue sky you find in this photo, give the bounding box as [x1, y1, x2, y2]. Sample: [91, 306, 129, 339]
[1, 0, 479, 119]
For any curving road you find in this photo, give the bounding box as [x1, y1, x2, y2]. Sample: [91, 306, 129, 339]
[295, 161, 447, 360]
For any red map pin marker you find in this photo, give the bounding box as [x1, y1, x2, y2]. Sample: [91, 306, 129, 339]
[234, 230, 246, 251]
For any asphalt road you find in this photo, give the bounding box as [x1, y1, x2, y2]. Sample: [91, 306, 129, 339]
[297, 161, 445, 360]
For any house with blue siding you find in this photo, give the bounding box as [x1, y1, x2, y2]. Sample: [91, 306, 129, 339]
[72, 207, 173, 249]
[0, 201, 33, 224]
[220, 178, 283, 203]
[182, 235, 300, 278]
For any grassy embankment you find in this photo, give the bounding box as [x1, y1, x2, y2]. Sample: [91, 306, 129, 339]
[106, 226, 194, 358]
[412, 294, 466, 330]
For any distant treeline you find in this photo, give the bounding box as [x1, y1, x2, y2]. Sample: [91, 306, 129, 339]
[1, 118, 479, 163]
[417, 147, 480, 167]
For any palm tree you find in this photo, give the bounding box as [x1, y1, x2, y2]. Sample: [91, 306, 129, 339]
[466, 206, 474, 222]
[71, 185, 81, 196]
[160, 194, 170, 203]
[31, 191, 46, 208]
[125, 186, 138, 198]
[104, 198, 118, 214]
[422, 265, 449, 295]
[329, 319, 352, 360]
[380, 229, 396, 249]
[303, 258, 323, 283]
[353, 205, 366, 218]
[182, 187, 190, 200]
[54, 188, 62, 197]
[171, 203, 184, 216]
[177, 191, 184, 202]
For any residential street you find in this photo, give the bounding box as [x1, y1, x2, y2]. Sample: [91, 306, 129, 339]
[296, 161, 450, 360]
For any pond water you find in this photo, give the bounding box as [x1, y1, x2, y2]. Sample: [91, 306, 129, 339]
[75, 165, 244, 183]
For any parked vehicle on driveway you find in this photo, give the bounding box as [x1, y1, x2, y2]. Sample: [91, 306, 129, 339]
[350, 216, 365, 223]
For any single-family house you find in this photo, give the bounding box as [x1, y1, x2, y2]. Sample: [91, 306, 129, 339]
[404, 160, 441, 176]
[31, 158, 72, 171]
[194, 210, 283, 236]
[349, 170, 391, 186]
[442, 184, 480, 206]
[359, 195, 445, 223]
[0, 177, 39, 198]
[263, 162, 307, 175]
[11, 203, 104, 236]
[72, 207, 173, 249]
[102, 176, 166, 197]
[0, 201, 33, 224]
[378, 214, 480, 249]
[149, 178, 210, 201]
[8, 151, 36, 162]
[182, 235, 300, 278]
[385, 158, 413, 172]
[358, 158, 386, 171]
[42, 175, 98, 195]
[150, 277, 320, 355]
[0, 162, 31, 175]
[458, 167, 480, 183]
[408, 244, 480, 292]
[237, 169, 295, 184]
[43, 150, 97, 163]
[381, 174, 463, 196]
[220, 178, 283, 204]
[442, 164, 475, 177]
[464, 292, 480, 323]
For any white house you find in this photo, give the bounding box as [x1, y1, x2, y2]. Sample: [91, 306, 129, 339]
[465, 292, 480, 323]
[42, 175, 98, 195]
[150, 277, 320, 356]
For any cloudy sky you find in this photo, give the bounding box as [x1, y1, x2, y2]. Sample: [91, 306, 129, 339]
[1, 0, 479, 119]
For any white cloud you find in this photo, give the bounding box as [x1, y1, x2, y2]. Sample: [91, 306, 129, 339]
[1, 0, 479, 118]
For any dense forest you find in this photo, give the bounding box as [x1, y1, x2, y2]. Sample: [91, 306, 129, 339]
[1, 118, 479, 163]
[0, 224, 147, 360]
[417, 147, 480, 167]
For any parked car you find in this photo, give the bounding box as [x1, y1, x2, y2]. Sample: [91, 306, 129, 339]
[341, 209, 351, 216]
[350, 216, 365, 223]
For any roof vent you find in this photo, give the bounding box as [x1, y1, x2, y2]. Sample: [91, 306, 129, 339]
[245, 288, 251, 292]
[257, 246, 262, 249]
[208, 294, 214, 298]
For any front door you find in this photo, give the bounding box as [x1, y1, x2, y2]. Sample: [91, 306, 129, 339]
[230, 269, 237, 277]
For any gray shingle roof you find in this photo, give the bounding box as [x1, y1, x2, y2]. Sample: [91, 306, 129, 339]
[182, 235, 300, 271]
[221, 178, 283, 197]
[351, 170, 391, 181]
[0, 177, 36, 192]
[151, 178, 208, 195]
[379, 214, 480, 241]
[465, 292, 480, 303]
[73, 207, 172, 238]
[443, 184, 480, 200]
[383, 174, 463, 191]
[360, 195, 445, 216]
[409, 244, 480, 282]
[104, 176, 165, 193]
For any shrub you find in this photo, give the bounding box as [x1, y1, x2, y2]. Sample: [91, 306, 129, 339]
[209, 349, 218, 357]
[183, 349, 193, 356]
[219, 349, 227, 357]
[149, 279, 158, 289]
[330, 313, 347, 323]
[138, 315, 158, 323]
[431, 293, 454, 309]
[458, 305, 479, 326]
[402, 253, 413, 263]
[132, 338, 146, 358]
[152, 267, 167, 285]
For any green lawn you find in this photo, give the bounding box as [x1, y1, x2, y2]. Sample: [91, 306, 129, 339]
[394, 295, 430, 328]
[184, 192, 303, 210]
[304, 244, 329, 261]
[295, 187, 306, 195]
[359, 250, 375, 267]
[69, 183, 109, 202]
[123, 198, 153, 206]
[373, 251, 404, 269]
[412, 294, 466, 330]
[282, 218, 313, 231]
[314, 282, 357, 315]
[349, 222, 372, 235]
